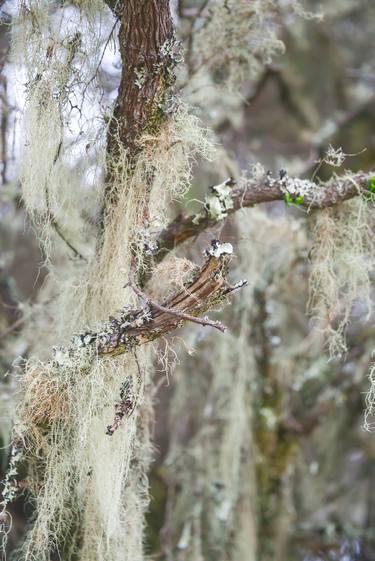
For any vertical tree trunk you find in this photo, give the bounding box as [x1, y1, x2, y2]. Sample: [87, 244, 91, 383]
[109, 1, 174, 152]
[105, 0, 176, 206]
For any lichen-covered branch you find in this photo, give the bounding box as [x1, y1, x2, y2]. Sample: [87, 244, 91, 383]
[37, 242, 244, 368]
[155, 170, 374, 260]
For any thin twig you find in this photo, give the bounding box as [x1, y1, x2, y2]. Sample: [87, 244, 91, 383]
[50, 219, 87, 261]
[81, 17, 120, 103]
[44, 133, 87, 261]
[0, 316, 24, 340]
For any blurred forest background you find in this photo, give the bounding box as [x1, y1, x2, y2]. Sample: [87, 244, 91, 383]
[1, 1, 375, 560]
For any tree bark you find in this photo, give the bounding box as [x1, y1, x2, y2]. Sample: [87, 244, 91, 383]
[104, 0, 178, 215]
[108, 0, 174, 154]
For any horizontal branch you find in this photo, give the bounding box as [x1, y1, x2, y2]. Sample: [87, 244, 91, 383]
[155, 169, 374, 261]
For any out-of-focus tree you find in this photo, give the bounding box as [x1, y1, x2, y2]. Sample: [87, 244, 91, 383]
[1, 1, 375, 561]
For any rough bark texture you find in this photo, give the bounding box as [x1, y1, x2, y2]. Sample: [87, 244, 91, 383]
[103, 0, 177, 220]
[107, 0, 175, 159]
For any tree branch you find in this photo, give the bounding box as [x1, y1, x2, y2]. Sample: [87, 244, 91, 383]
[154, 170, 374, 261]
[94, 241, 245, 356]
[10, 243, 245, 437]
[128, 259, 227, 333]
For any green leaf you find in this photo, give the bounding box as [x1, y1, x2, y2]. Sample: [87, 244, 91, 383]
[283, 192, 294, 206]
[368, 177, 375, 193]
[294, 194, 305, 205]
[284, 192, 305, 206]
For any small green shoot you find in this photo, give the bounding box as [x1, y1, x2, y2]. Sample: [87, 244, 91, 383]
[283, 192, 294, 206]
[368, 177, 375, 193]
[284, 193, 305, 206]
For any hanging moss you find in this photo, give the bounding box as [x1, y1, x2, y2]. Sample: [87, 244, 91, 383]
[308, 195, 375, 357]
[2, 2, 214, 561]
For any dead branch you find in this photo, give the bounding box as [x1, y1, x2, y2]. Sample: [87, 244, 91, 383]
[128, 259, 227, 333]
[94, 241, 246, 356]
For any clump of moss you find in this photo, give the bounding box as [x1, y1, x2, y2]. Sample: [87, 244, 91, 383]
[308, 195, 374, 357]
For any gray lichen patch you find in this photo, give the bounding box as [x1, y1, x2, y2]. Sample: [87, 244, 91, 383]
[278, 169, 313, 198]
[134, 66, 147, 89]
[193, 178, 236, 224]
[205, 240, 233, 258]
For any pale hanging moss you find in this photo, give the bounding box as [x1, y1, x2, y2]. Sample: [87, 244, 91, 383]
[148, 256, 199, 301]
[194, 0, 284, 89]
[0, 384, 13, 469]
[10, 350, 151, 561]
[140, 103, 214, 209]
[12, 0, 110, 262]
[19, 83, 63, 220]
[90, 105, 215, 322]
[308, 195, 375, 357]
[164, 206, 307, 561]
[19, 81, 92, 263]
[192, 0, 317, 91]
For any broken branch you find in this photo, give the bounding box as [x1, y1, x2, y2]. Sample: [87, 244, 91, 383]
[128, 259, 227, 333]
[95, 241, 245, 355]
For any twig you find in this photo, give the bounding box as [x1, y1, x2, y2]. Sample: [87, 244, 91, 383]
[81, 17, 120, 103]
[44, 133, 87, 261]
[0, 316, 24, 340]
[50, 219, 87, 261]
